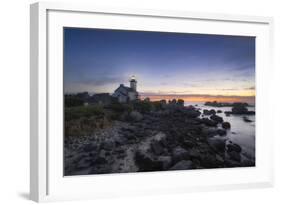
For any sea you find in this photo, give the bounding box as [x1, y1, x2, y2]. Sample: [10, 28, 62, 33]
[184, 102, 255, 161]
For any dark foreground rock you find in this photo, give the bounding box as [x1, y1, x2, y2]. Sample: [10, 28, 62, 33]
[222, 122, 231, 129]
[227, 143, 242, 153]
[135, 150, 163, 172]
[64, 103, 253, 176]
[210, 114, 223, 123]
[170, 160, 193, 170]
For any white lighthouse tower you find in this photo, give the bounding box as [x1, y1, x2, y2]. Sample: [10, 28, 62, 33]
[130, 75, 137, 92]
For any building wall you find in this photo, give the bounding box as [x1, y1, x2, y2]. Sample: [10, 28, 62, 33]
[128, 91, 137, 101]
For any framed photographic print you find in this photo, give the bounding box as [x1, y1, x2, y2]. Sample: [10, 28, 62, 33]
[30, 2, 274, 202]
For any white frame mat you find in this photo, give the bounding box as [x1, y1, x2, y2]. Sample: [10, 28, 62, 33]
[30, 2, 274, 202]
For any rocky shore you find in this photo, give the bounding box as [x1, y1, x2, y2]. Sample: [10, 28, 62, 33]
[64, 104, 255, 176]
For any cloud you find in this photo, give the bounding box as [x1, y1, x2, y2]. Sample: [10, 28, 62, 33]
[245, 86, 255, 90]
[73, 75, 126, 87]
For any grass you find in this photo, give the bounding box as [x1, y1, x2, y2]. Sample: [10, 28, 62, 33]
[65, 105, 104, 121]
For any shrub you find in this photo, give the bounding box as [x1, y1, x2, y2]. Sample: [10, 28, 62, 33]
[64, 95, 84, 107]
[133, 101, 152, 113]
[106, 102, 133, 113]
[177, 99, 184, 106]
[64, 105, 104, 121]
[151, 101, 163, 111]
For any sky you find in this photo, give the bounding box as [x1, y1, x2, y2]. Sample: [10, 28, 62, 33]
[64, 27, 255, 103]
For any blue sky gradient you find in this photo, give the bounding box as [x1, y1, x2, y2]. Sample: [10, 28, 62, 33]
[64, 27, 255, 102]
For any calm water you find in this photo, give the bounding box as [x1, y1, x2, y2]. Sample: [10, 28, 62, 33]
[185, 102, 255, 161]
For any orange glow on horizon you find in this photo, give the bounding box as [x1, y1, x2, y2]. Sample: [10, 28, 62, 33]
[140, 95, 255, 104]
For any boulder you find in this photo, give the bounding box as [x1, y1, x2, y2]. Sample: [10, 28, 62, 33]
[82, 143, 98, 152]
[188, 148, 201, 159]
[232, 103, 248, 114]
[203, 109, 209, 115]
[157, 156, 172, 170]
[207, 138, 226, 152]
[130, 111, 143, 121]
[201, 118, 218, 127]
[243, 116, 253, 122]
[230, 103, 255, 115]
[210, 109, 216, 115]
[225, 112, 231, 116]
[185, 109, 201, 118]
[222, 122, 231, 129]
[101, 140, 115, 151]
[217, 129, 227, 136]
[182, 139, 195, 149]
[228, 151, 241, 162]
[170, 160, 193, 170]
[151, 140, 164, 155]
[227, 143, 242, 153]
[210, 114, 223, 123]
[172, 146, 190, 163]
[217, 110, 222, 113]
[135, 151, 163, 171]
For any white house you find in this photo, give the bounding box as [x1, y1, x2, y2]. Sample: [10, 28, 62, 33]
[112, 76, 139, 103]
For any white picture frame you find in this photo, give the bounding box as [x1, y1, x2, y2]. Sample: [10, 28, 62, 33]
[30, 2, 274, 202]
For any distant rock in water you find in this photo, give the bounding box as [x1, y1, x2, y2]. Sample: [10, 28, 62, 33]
[205, 101, 249, 107]
[224, 103, 255, 115]
[243, 116, 253, 122]
[232, 103, 248, 114]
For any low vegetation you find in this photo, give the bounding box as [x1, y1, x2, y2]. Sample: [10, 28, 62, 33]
[64, 95, 185, 137]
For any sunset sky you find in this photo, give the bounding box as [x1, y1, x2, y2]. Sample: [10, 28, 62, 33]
[64, 28, 255, 103]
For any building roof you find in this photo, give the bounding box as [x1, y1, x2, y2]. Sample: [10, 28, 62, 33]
[114, 84, 135, 93]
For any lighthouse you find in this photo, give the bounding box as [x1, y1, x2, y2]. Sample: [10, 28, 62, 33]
[130, 75, 137, 92]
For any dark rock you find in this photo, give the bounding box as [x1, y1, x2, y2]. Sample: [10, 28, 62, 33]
[210, 109, 216, 115]
[207, 138, 226, 152]
[243, 116, 253, 122]
[135, 151, 163, 171]
[215, 154, 224, 163]
[217, 110, 222, 113]
[82, 143, 98, 152]
[157, 156, 172, 170]
[225, 159, 241, 167]
[210, 114, 223, 123]
[172, 146, 190, 163]
[203, 109, 216, 115]
[151, 140, 164, 155]
[115, 136, 129, 146]
[232, 103, 248, 114]
[170, 160, 193, 170]
[230, 103, 255, 115]
[94, 156, 107, 164]
[200, 154, 222, 167]
[228, 151, 241, 162]
[225, 112, 231, 116]
[201, 118, 218, 126]
[182, 139, 195, 149]
[203, 109, 209, 115]
[227, 143, 242, 153]
[130, 111, 143, 121]
[188, 148, 201, 159]
[185, 109, 201, 118]
[217, 129, 227, 136]
[101, 141, 115, 151]
[222, 122, 231, 129]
